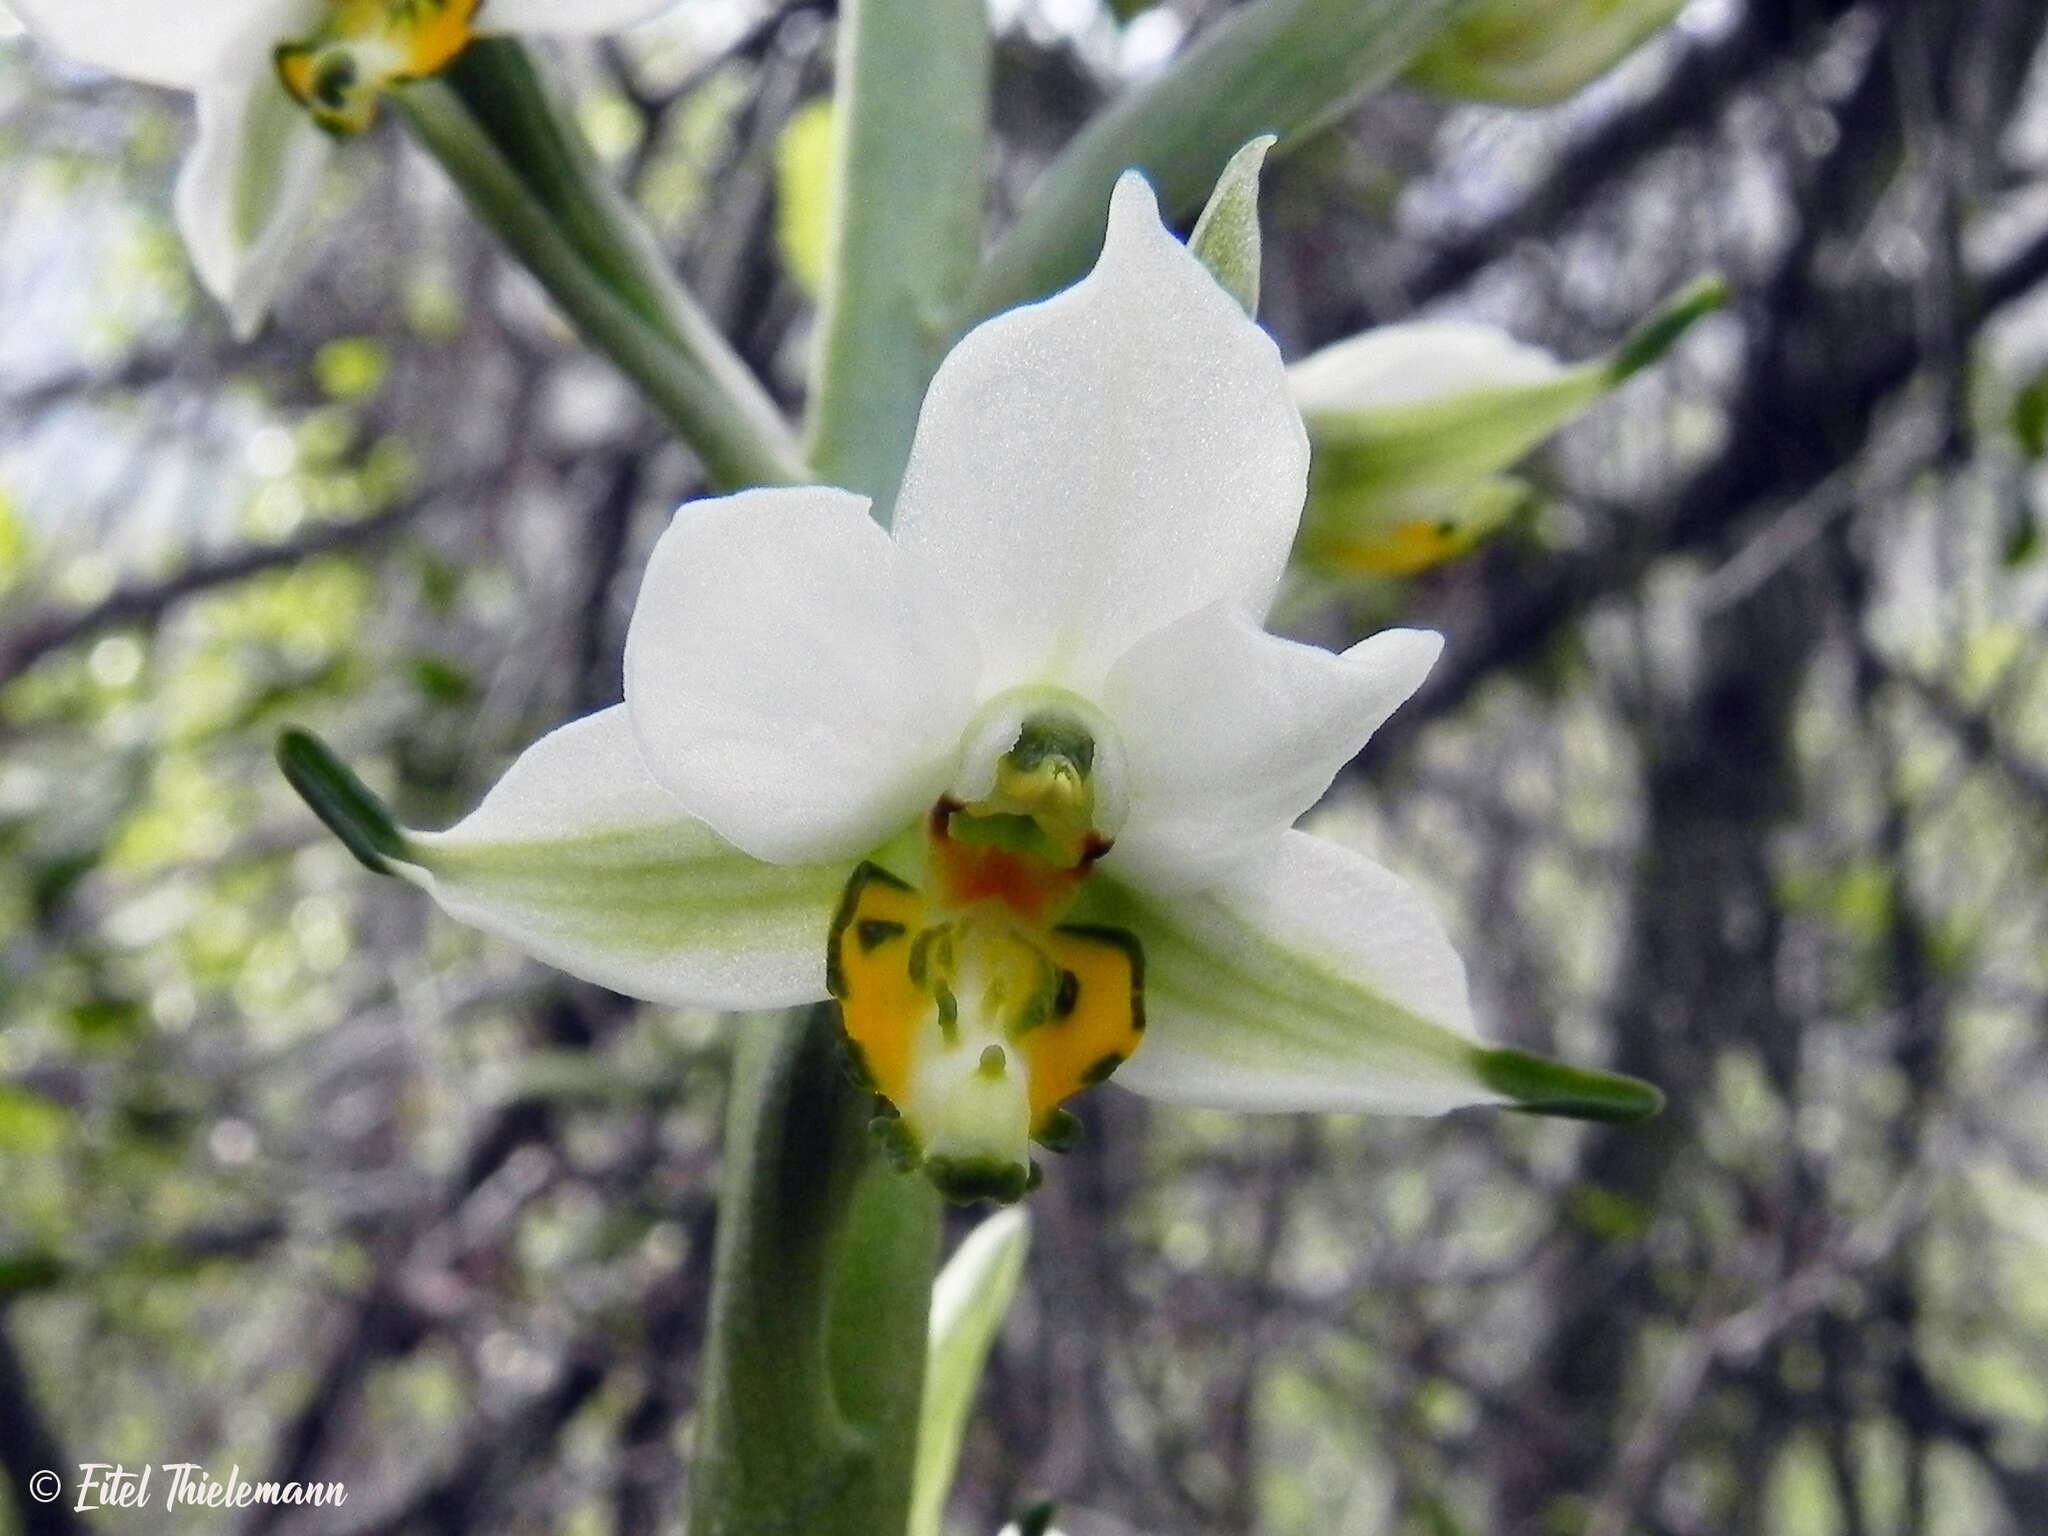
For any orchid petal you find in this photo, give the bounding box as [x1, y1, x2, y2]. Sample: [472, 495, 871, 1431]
[481, 0, 680, 35]
[1102, 606, 1440, 891]
[7, 0, 309, 90]
[1084, 830, 1661, 1121]
[175, 48, 334, 338]
[893, 172, 1307, 694]
[394, 708, 850, 1009]
[623, 487, 980, 865]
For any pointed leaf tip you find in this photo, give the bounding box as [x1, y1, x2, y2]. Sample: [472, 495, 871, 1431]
[276, 727, 407, 875]
[1475, 1046, 1665, 1124]
[1609, 273, 1729, 383]
[1188, 135, 1275, 317]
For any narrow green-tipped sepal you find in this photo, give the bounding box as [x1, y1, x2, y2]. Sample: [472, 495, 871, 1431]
[910, 1208, 1031, 1536]
[1070, 832, 1664, 1125]
[282, 709, 852, 1009]
[277, 727, 406, 875]
[1608, 273, 1729, 383]
[1474, 1047, 1665, 1124]
[1188, 135, 1274, 317]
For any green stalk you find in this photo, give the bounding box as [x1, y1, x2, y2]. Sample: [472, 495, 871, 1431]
[806, 0, 991, 512]
[685, 1010, 938, 1536]
[688, 5, 985, 1529]
[396, 52, 805, 491]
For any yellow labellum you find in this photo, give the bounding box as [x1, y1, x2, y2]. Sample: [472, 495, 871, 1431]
[277, 0, 480, 137]
[828, 860, 1143, 1205]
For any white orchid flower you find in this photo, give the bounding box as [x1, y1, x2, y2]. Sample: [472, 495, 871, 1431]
[284, 174, 1658, 1203]
[1288, 278, 1725, 576]
[8, 0, 676, 336]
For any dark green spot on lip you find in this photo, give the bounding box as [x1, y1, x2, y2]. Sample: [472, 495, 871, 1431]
[925, 1155, 1032, 1207]
[855, 918, 906, 952]
[1079, 1052, 1125, 1086]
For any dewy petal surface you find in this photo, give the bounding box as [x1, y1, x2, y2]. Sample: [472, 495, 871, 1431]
[400, 707, 850, 1008]
[624, 486, 981, 865]
[1102, 607, 1441, 891]
[1078, 829, 1502, 1115]
[175, 29, 334, 338]
[481, 0, 681, 33]
[893, 173, 1308, 694]
[8, 0, 311, 90]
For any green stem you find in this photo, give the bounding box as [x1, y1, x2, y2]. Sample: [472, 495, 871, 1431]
[805, 0, 991, 512]
[685, 1010, 938, 1536]
[396, 51, 806, 491]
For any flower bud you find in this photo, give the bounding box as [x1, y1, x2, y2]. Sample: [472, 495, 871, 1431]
[1406, 0, 1686, 108]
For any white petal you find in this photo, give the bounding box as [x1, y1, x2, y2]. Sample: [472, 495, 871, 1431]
[8, 0, 311, 89]
[1090, 829, 1494, 1115]
[482, 0, 679, 33]
[893, 172, 1308, 695]
[623, 486, 980, 865]
[1103, 607, 1439, 891]
[1289, 319, 1563, 413]
[402, 707, 849, 1008]
[175, 50, 333, 338]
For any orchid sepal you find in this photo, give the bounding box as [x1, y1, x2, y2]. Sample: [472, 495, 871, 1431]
[278, 715, 853, 1011]
[1072, 830, 1660, 1123]
[1188, 135, 1275, 318]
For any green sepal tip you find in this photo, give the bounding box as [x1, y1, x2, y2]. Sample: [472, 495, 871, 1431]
[1608, 273, 1729, 383]
[1475, 1046, 1665, 1124]
[1188, 135, 1275, 318]
[1014, 1499, 1060, 1536]
[275, 727, 407, 876]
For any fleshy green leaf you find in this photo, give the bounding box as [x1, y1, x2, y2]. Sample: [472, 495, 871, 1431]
[1187, 135, 1274, 317]
[910, 1208, 1032, 1536]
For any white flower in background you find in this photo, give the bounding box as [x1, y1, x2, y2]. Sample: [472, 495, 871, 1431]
[1288, 278, 1725, 577]
[7, 0, 676, 336]
[1406, 0, 1688, 107]
[285, 174, 1657, 1203]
